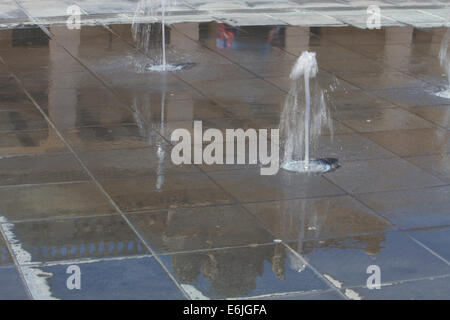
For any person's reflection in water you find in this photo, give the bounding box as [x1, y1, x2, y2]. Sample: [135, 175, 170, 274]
[216, 24, 282, 55]
[216, 24, 236, 48]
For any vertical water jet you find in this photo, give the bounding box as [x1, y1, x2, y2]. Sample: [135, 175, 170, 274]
[437, 28, 450, 98]
[132, 0, 194, 72]
[279, 51, 334, 173]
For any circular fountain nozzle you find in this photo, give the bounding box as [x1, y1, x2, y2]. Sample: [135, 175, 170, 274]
[145, 62, 196, 72]
[289, 51, 318, 80]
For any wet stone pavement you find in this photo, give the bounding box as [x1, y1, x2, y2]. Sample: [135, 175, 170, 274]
[0, 22, 449, 300]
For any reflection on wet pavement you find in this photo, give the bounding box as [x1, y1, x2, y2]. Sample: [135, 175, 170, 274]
[301, 231, 449, 287]
[160, 244, 330, 299]
[0, 22, 449, 300]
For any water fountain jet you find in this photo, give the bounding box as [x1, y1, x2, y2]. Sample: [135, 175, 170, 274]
[280, 51, 335, 174]
[436, 28, 450, 98]
[132, 0, 194, 72]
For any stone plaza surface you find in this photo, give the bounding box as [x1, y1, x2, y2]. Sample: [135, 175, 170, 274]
[2, 0, 450, 28]
[0, 2, 450, 300]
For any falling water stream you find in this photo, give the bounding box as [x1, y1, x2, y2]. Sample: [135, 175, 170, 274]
[132, 0, 194, 72]
[437, 28, 450, 98]
[280, 51, 334, 173]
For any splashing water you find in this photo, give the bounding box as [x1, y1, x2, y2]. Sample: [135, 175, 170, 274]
[132, 0, 162, 66]
[437, 28, 450, 98]
[279, 51, 334, 173]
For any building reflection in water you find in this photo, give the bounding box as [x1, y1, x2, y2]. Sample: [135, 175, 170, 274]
[170, 244, 292, 298]
[3, 216, 145, 262]
[161, 201, 387, 297]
